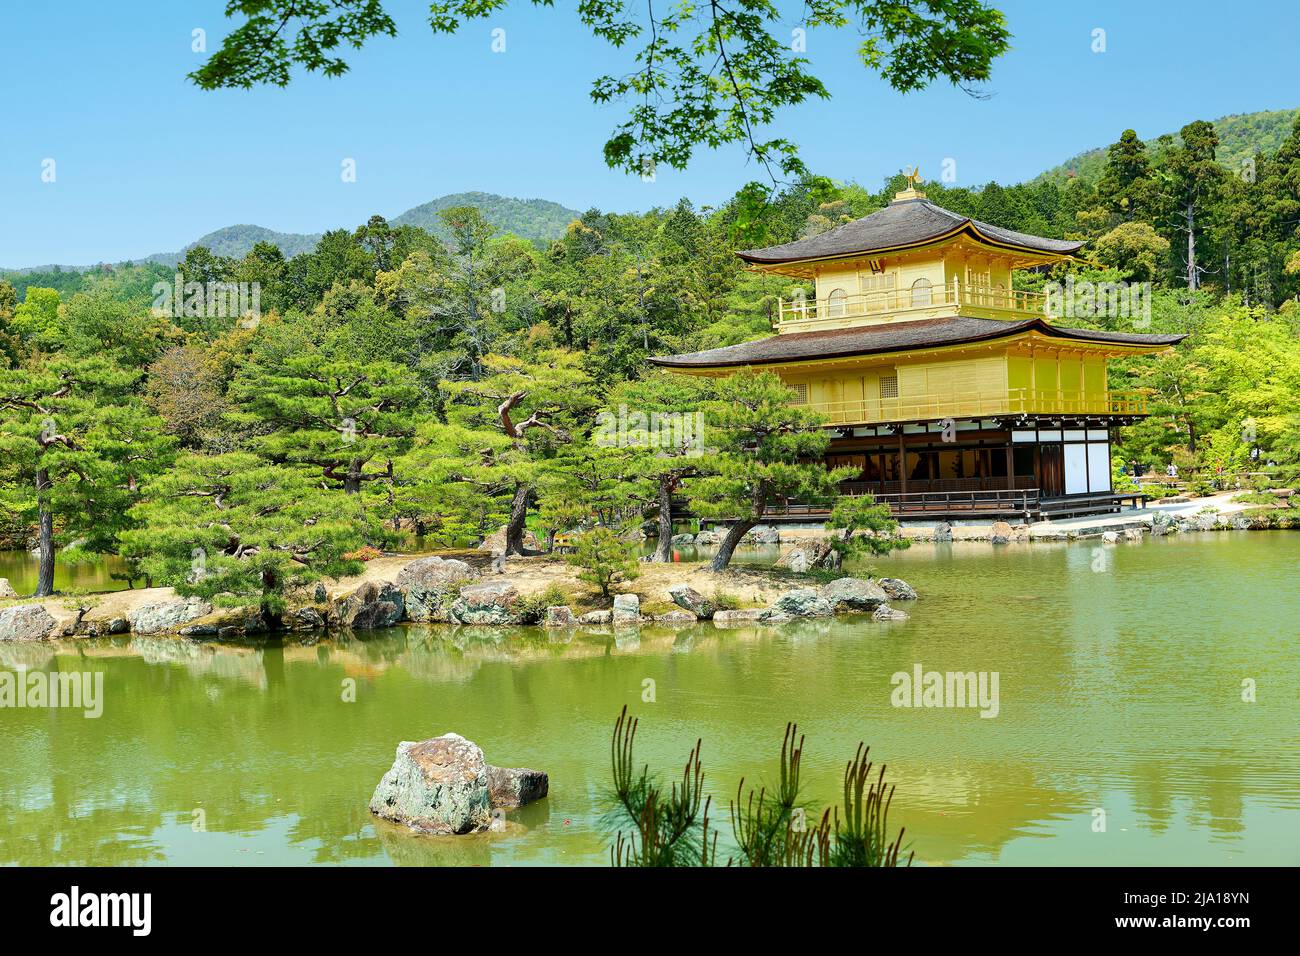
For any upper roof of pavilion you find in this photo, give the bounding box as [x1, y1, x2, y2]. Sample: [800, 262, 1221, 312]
[737, 191, 1084, 273]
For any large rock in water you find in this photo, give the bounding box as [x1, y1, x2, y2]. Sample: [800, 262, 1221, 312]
[128, 596, 213, 635]
[877, 578, 918, 601]
[766, 588, 834, 619]
[369, 734, 493, 834]
[448, 581, 520, 625]
[819, 577, 890, 612]
[667, 583, 715, 619]
[0, 604, 57, 642]
[338, 581, 405, 629]
[397, 556, 478, 622]
[486, 766, 549, 809]
[0, 578, 18, 599]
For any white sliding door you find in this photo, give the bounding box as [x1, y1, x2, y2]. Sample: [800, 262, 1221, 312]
[1087, 443, 1111, 492]
[1064, 443, 1089, 495]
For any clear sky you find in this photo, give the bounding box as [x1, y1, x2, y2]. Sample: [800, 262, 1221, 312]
[0, 0, 1296, 267]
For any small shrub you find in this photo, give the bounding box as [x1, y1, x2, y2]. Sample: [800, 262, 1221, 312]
[515, 582, 571, 624]
[565, 526, 640, 598]
[343, 545, 383, 562]
[711, 589, 741, 612]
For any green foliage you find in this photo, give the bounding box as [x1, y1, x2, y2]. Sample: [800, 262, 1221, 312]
[564, 526, 640, 598]
[0, 356, 175, 593]
[122, 452, 366, 618]
[192, 0, 1009, 179]
[607, 708, 912, 867]
[710, 589, 742, 612]
[826, 494, 910, 562]
[689, 370, 853, 570]
[514, 583, 573, 624]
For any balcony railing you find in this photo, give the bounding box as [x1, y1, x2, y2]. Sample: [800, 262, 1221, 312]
[777, 279, 1045, 329]
[802, 387, 1148, 425]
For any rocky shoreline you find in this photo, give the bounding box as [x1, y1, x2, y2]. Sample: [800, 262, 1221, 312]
[0, 551, 918, 644]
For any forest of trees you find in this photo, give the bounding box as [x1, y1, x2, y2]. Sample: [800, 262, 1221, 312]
[2, 115, 1299, 606]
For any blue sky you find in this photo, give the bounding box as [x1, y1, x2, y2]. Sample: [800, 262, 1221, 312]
[0, 0, 1296, 266]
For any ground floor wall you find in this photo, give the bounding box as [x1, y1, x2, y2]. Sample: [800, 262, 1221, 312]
[823, 423, 1113, 498]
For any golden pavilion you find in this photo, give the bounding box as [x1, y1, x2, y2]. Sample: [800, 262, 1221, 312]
[650, 182, 1186, 520]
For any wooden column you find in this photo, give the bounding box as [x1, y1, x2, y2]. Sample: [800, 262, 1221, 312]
[1005, 442, 1014, 490]
[898, 430, 908, 497]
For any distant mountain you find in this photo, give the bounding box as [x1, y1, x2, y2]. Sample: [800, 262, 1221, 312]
[393, 191, 581, 244]
[1032, 108, 1299, 186]
[141, 224, 324, 266]
[5, 192, 582, 272]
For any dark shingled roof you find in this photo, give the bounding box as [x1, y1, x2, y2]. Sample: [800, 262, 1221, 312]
[649, 316, 1186, 369]
[737, 197, 1084, 264]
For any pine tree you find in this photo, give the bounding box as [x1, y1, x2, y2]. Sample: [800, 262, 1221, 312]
[688, 371, 855, 571]
[0, 356, 174, 596]
[122, 452, 367, 625]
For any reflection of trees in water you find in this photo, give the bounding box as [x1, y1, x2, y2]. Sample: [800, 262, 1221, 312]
[3, 575, 1293, 864]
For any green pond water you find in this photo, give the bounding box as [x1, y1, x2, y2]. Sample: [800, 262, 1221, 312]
[1, 533, 1297, 867]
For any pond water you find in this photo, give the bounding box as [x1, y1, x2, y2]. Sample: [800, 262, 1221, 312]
[1, 532, 1297, 866]
[0, 549, 130, 596]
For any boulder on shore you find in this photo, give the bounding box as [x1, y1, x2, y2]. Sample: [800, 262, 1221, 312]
[612, 593, 640, 623]
[694, 530, 723, 546]
[448, 581, 521, 626]
[369, 734, 493, 835]
[543, 605, 576, 628]
[877, 578, 918, 601]
[819, 577, 890, 612]
[666, 583, 716, 619]
[0, 578, 18, 600]
[932, 522, 953, 542]
[129, 596, 213, 635]
[338, 581, 405, 629]
[578, 609, 612, 625]
[775, 540, 837, 573]
[670, 533, 695, 547]
[990, 521, 1015, 544]
[655, 609, 698, 626]
[397, 556, 478, 622]
[766, 588, 834, 619]
[0, 604, 57, 643]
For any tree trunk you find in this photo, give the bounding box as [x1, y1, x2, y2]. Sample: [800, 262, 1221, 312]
[259, 569, 280, 632]
[650, 477, 675, 562]
[344, 459, 362, 494]
[708, 520, 756, 572]
[35, 468, 55, 597]
[505, 484, 534, 556]
[1186, 202, 1198, 290]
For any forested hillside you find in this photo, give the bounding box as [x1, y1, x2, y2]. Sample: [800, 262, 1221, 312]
[2, 192, 582, 274]
[1034, 108, 1299, 186]
[3, 113, 1299, 601]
